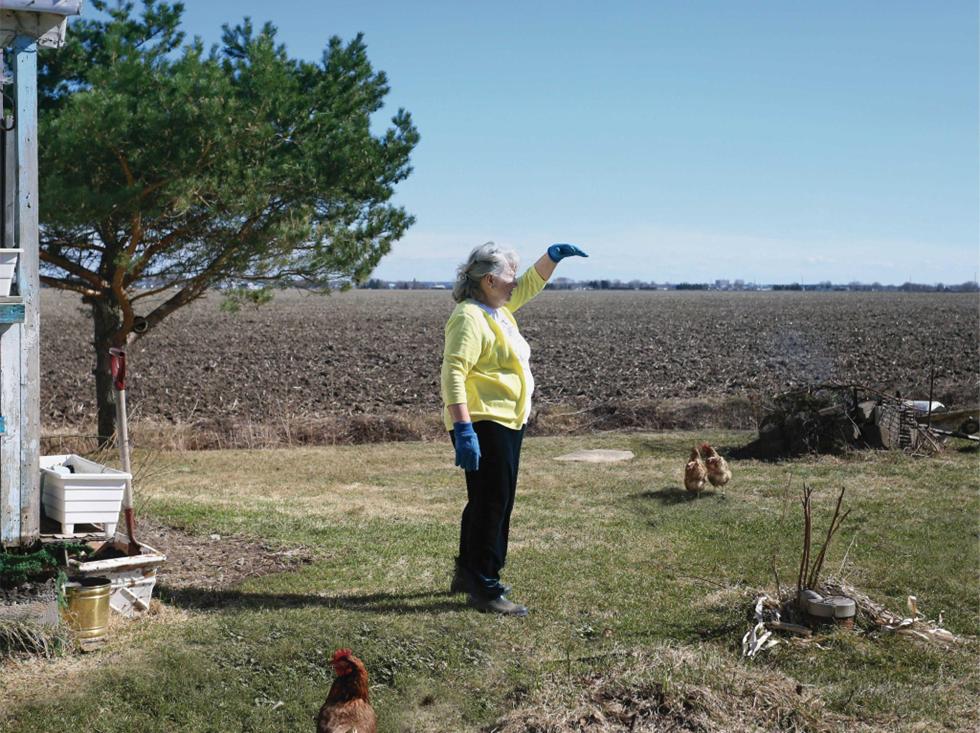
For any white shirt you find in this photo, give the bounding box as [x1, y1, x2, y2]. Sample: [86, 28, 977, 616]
[471, 300, 534, 424]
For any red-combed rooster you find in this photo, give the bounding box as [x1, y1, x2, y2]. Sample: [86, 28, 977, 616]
[684, 445, 707, 496]
[701, 443, 731, 494]
[317, 648, 377, 733]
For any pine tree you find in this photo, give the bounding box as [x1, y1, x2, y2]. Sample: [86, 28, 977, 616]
[37, 1, 419, 441]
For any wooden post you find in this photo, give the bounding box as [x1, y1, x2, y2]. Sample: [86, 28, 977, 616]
[15, 36, 39, 547]
[0, 61, 21, 547]
[0, 36, 40, 548]
[927, 363, 936, 430]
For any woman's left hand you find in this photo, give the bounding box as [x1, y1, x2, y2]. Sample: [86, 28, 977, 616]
[548, 244, 589, 262]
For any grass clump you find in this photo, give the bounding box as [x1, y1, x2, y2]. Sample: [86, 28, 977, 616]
[0, 622, 74, 660]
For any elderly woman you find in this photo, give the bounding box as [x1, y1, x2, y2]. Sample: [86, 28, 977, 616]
[442, 242, 587, 616]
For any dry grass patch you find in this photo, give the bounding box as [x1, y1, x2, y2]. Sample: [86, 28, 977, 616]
[289, 483, 456, 521]
[0, 601, 191, 715]
[495, 645, 840, 733]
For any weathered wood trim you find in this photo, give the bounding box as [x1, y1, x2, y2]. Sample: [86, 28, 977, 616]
[0, 302, 25, 323]
[0, 322, 22, 547]
[0, 85, 19, 546]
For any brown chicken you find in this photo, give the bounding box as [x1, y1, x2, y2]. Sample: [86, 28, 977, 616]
[701, 443, 731, 493]
[317, 648, 377, 733]
[684, 446, 707, 495]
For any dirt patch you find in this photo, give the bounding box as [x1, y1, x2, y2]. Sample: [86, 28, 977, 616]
[38, 290, 979, 448]
[0, 579, 57, 610]
[2, 517, 313, 633]
[133, 516, 313, 591]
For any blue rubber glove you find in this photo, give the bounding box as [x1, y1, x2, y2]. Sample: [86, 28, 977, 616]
[453, 421, 481, 472]
[548, 243, 589, 263]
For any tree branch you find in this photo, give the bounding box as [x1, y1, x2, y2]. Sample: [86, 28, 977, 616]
[136, 211, 267, 332]
[129, 282, 183, 302]
[132, 139, 217, 204]
[39, 249, 104, 290]
[39, 275, 100, 297]
[122, 211, 214, 287]
[110, 147, 136, 187]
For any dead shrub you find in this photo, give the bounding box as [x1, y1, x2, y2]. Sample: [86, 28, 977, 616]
[42, 397, 758, 452]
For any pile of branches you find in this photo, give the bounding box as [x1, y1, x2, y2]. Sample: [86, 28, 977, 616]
[744, 383, 943, 458]
[745, 388, 852, 457]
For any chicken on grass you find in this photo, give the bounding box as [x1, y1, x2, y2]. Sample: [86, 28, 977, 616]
[318, 648, 377, 733]
[701, 443, 732, 493]
[684, 446, 707, 495]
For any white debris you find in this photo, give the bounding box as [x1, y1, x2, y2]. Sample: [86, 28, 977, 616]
[902, 400, 944, 413]
[742, 596, 780, 657]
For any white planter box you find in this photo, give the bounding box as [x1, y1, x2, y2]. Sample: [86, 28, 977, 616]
[0, 249, 21, 297]
[68, 537, 167, 618]
[40, 454, 130, 536]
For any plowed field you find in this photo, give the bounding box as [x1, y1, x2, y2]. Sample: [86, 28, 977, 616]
[39, 290, 978, 442]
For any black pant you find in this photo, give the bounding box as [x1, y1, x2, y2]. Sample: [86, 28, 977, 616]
[450, 420, 525, 600]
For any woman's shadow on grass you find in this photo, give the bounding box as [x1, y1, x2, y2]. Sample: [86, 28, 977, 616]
[157, 585, 464, 615]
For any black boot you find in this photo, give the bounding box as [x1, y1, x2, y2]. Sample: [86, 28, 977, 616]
[451, 557, 510, 595]
[467, 594, 529, 617]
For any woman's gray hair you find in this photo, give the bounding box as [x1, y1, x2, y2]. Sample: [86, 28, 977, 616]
[451, 242, 519, 304]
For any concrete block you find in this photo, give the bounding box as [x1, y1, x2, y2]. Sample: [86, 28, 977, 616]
[856, 401, 877, 422]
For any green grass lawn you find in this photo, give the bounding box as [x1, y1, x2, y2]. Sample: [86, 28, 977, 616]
[2, 431, 977, 732]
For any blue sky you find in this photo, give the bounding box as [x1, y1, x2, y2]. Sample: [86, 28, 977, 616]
[95, 1, 978, 284]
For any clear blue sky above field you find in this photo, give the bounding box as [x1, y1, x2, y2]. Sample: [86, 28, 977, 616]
[93, 1, 978, 285]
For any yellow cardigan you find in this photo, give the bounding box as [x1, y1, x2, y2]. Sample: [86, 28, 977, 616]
[441, 266, 547, 430]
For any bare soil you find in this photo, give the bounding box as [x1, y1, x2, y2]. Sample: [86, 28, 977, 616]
[0, 579, 57, 611]
[39, 289, 979, 445]
[133, 516, 313, 592]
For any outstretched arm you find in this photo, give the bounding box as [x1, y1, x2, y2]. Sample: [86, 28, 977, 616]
[534, 243, 588, 281]
[534, 253, 558, 281]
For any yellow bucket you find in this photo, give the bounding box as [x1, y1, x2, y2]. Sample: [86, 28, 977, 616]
[62, 578, 111, 643]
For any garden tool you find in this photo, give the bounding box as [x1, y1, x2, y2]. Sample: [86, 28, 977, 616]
[110, 347, 141, 555]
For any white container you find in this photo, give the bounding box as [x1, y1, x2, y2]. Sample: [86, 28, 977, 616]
[0, 248, 21, 297]
[40, 454, 130, 536]
[68, 537, 167, 618]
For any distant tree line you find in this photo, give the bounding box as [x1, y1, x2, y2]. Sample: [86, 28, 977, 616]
[72, 276, 976, 294]
[91, 276, 978, 294]
[359, 278, 432, 290]
[536, 279, 979, 293]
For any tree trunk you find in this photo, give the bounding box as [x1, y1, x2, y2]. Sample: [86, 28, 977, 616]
[92, 297, 124, 448]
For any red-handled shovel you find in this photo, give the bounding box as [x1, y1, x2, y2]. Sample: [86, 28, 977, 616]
[110, 347, 141, 555]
